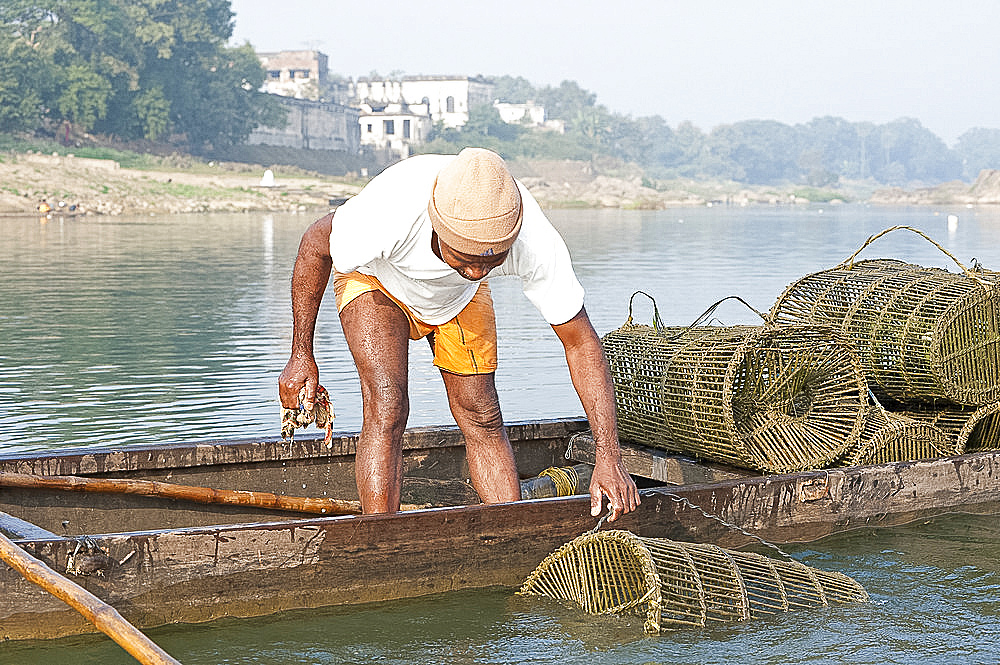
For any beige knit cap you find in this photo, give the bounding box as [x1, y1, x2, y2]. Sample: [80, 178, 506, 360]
[428, 148, 523, 256]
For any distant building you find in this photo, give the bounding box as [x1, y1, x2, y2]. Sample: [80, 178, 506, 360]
[351, 75, 494, 129]
[251, 50, 359, 154]
[493, 100, 564, 133]
[493, 100, 545, 125]
[258, 50, 327, 101]
[253, 52, 513, 160]
[357, 101, 433, 159]
[247, 97, 360, 153]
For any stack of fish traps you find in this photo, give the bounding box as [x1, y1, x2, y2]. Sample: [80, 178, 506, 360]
[602, 295, 867, 473]
[519, 530, 868, 634]
[898, 402, 1000, 452]
[768, 226, 1000, 460]
[837, 405, 959, 466]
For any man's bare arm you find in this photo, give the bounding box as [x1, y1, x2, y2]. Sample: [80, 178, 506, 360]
[551, 307, 640, 521]
[278, 213, 334, 409]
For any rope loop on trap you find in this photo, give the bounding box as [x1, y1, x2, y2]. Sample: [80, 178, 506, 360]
[841, 225, 991, 285]
[625, 290, 666, 331]
[625, 291, 768, 340]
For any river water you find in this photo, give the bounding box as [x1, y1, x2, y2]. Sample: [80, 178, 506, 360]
[2, 205, 1000, 663]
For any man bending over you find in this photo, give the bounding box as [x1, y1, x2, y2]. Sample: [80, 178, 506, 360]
[278, 147, 639, 521]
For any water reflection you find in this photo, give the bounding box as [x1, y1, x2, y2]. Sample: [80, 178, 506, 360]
[3, 206, 1000, 452]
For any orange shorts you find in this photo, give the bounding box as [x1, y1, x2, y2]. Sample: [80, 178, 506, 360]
[333, 271, 498, 375]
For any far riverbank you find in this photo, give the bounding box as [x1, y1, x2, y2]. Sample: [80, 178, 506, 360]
[3, 148, 999, 217]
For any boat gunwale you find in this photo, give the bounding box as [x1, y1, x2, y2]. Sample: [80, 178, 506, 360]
[7, 446, 1000, 546]
[0, 417, 591, 477]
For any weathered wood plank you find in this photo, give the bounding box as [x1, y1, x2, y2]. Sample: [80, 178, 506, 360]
[567, 432, 754, 484]
[0, 418, 588, 479]
[0, 511, 62, 540]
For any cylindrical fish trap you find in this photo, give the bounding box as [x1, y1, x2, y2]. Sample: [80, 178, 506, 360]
[836, 405, 959, 466]
[901, 402, 1000, 452]
[603, 296, 866, 472]
[769, 226, 1000, 407]
[518, 530, 868, 634]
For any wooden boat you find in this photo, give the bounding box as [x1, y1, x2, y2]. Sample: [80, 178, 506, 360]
[2, 416, 1000, 641]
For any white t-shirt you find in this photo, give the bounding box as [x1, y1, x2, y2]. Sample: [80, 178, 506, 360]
[329, 154, 585, 326]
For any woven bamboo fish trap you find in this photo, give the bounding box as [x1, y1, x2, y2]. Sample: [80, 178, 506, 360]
[518, 530, 868, 634]
[901, 401, 1000, 452]
[769, 226, 1000, 408]
[836, 404, 960, 466]
[602, 294, 867, 473]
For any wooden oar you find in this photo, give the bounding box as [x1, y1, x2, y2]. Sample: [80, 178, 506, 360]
[0, 471, 366, 515]
[0, 466, 595, 517]
[0, 531, 181, 664]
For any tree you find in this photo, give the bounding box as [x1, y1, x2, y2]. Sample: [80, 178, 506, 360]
[868, 117, 961, 184]
[463, 103, 524, 143]
[797, 116, 863, 181]
[703, 120, 799, 184]
[0, 0, 284, 147]
[954, 128, 1000, 181]
[536, 80, 597, 120]
[491, 75, 536, 103]
[0, 37, 48, 132]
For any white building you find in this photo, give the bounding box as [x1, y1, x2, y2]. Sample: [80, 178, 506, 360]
[493, 100, 564, 133]
[493, 100, 545, 125]
[357, 102, 433, 158]
[352, 75, 494, 129]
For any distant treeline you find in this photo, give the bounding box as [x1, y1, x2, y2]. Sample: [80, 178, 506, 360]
[4, 2, 998, 187]
[421, 76, 1000, 187]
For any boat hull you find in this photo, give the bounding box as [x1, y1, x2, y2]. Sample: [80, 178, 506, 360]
[2, 418, 999, 640]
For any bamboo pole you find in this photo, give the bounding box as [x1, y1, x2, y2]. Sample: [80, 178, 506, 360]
[0, 531, 181, 664]
[0, 471, 363, 515]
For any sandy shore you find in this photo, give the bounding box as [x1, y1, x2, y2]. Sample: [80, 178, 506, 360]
[0, 153, 362, 217]
[4, 151, 998, 217]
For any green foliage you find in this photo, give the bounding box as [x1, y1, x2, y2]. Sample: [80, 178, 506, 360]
[54, 63, 112, 129]
[791, 187, 847, 203]
[0, 0, 281, 148]
[0, 38, 46, 132]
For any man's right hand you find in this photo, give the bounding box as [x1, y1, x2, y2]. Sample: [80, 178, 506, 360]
[281, 214, 334, 412]
[278, 354, 320, 410]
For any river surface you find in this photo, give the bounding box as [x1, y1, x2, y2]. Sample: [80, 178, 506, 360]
[2, 205, 1000, 663]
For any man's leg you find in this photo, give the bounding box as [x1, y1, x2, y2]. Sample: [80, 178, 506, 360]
[439, 369, 521, 504]
[339, 290, 411, 513]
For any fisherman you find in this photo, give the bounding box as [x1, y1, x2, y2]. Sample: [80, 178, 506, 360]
[278, 148, 639, 521]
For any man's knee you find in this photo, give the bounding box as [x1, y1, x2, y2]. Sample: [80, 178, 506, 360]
[452, 390, 503, 431]
[360, 377, 409, 433]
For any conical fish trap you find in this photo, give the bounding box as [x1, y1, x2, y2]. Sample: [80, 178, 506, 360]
[769, 227, 1000, 407]
[518, 530, 868, 634]
[837, 405, 960, 466]
[901, 402, 1000, 452]
[603, 322, 866, 472]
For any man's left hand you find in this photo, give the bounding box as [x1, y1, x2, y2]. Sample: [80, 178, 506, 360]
[589, 455, 640, 522]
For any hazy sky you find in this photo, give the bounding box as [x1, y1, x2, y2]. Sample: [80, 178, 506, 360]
[229, 0, 1000, 145]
